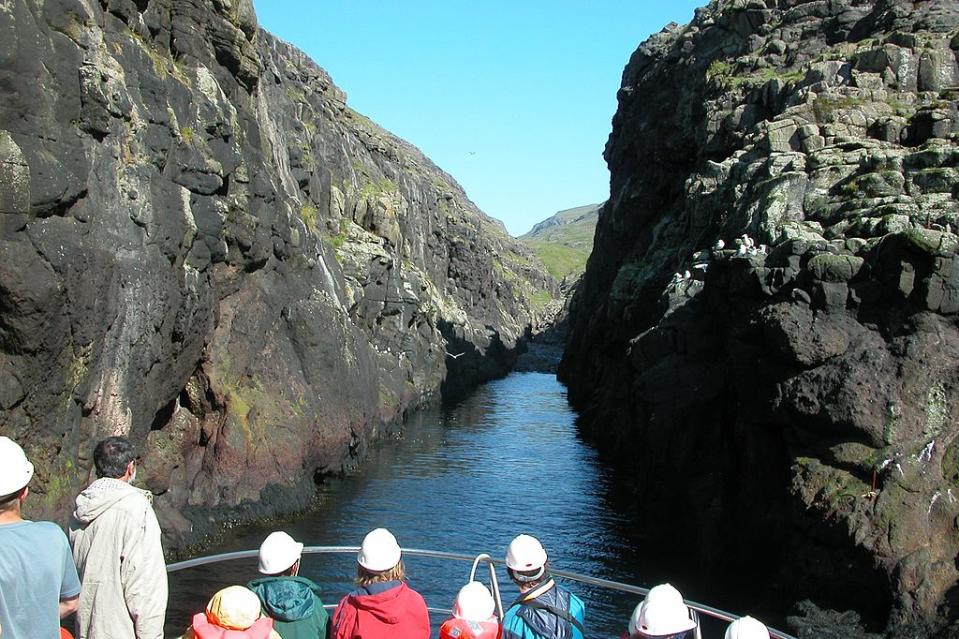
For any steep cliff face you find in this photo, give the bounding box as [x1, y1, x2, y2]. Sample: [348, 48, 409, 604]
[0, 0, 554, 548]
[560, 0, 959, 634]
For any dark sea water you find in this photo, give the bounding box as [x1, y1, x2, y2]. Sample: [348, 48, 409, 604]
[166, 372, 775, 638]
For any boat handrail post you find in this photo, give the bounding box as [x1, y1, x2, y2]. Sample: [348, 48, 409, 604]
[468, 553, 505, 621]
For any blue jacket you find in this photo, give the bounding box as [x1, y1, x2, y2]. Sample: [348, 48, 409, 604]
[503, 580, 585, 639]
[248, 575, 329, 639]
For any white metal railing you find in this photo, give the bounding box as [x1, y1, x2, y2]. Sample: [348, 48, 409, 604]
[167, 545, 797, 639]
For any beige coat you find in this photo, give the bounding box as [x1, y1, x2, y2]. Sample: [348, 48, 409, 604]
[69, 478, 167, 639]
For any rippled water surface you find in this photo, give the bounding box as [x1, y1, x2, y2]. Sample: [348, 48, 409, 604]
[167, 372, 755, 637]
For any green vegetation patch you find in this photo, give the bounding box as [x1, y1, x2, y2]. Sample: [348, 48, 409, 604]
[300, 203, 318, 233]
[330, 217, 350, 249]
[360, 178, 399, 200]
[529, 290, 554, 311]
[524, 240, 589, 280]
[520, 205, 598, 281]
[813, 95, 866, 122]
[706, 59, 803, 91]
[706, 60, 733, 84]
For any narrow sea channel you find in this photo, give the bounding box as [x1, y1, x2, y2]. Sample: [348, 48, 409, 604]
[165, 372, 751, 637]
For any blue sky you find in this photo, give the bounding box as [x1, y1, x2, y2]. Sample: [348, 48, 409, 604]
[252, 1, 704, 236]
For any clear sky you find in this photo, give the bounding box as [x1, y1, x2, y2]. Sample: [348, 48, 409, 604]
[252, 1, 705, 236]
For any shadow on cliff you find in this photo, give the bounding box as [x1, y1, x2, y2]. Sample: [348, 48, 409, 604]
[438, 319, 528, 404]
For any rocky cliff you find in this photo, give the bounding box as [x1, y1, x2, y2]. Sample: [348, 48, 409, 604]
[0, 0, 554, 549]
[560, 0, 959, 635]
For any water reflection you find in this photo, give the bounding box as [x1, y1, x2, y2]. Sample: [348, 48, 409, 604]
[166, 373, 711, 637]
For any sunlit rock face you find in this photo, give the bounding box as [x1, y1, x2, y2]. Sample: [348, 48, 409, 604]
[560, 0, 959, 634]
[0, 0, 555, 550]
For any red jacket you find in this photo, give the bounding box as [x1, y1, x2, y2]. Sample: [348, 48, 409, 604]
[331, 581, 430, 639]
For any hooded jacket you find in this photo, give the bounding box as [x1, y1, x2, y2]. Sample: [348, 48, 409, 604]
[502, 580, 585, 639]
[248, 576, 329, 639]
[69, 478, 167, 639]
[330, 581, 430, 639]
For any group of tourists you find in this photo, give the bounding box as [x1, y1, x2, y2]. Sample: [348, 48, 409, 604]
[179, 529, 584, 639]
[0, 434, 773, 639]
[0, 435, 165, 639]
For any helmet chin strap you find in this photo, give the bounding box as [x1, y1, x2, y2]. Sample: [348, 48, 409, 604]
[511, 565, 546, 583]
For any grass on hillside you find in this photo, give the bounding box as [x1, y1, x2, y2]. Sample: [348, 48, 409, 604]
[524, 240, 589, 280]
[520, 205, 598, 281]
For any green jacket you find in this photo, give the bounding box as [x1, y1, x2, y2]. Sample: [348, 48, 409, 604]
[248, 576, 329, 639]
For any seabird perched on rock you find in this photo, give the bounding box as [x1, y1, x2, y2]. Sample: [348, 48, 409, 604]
[737, 244, 748, 256]
[714, 239, 725, 250]
[683, 270, 691, 279]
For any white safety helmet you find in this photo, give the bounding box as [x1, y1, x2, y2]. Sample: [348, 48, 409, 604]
[452, 581, 496, 622]
[628, 584, 697, 636]
[725, 616, 769, 639]
[358, 528, 402, 572]
[258, 531, 304, 574]
[0, 437, 34, 497]
[506, 534, 548, 579]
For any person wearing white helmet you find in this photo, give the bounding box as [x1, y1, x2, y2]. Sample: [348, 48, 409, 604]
[724, 616, 769, 639]
[502, 534, 585, 639]
[439, 581, 501, 639]
[247, 531, 329, 639]
[0, 436, 81, 639]
[626, 584, 697, 639]
[330, 528, 429, 639]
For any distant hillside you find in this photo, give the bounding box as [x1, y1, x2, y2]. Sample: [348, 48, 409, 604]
[520, 203, 601, 280]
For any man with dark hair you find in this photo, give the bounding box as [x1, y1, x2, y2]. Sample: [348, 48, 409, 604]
[69, 436, 167, 639]
[0, 436, 81, 638]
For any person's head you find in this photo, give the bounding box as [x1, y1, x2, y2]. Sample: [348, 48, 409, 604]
[205, 586, 265, 630]
[452, 581, 496, 622]
[355, 528, 404, 586]
[725, 616, 769, 639]
[93, 436, 136, 481]
[628, 584, 697, 639]
[258, 531, 303, 576]
[506, 534, 549, 590]
[0, 437, 34, 515]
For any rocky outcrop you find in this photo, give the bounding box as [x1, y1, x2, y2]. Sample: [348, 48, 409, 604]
[0, 0, 554, 549]
[560, 0, 959, 635]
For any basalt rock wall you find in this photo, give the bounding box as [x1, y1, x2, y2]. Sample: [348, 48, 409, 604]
[560, 0, 959, 635]
[0, 0, 555, 549]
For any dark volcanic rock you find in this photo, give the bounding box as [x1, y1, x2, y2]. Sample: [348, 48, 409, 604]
[0, 0, 555, 550]
[560, 0, 959, 635]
